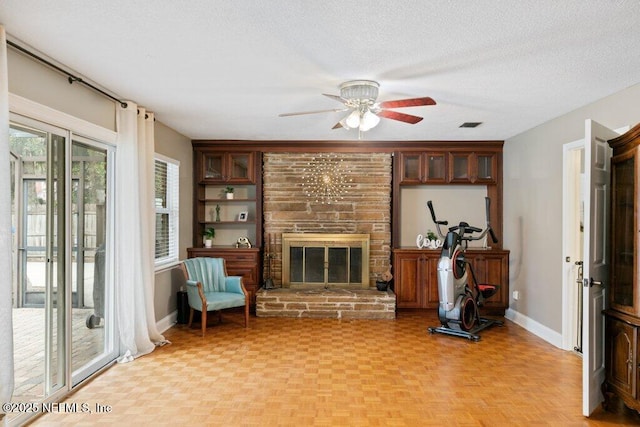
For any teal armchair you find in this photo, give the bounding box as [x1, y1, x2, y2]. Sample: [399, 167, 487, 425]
[180, 257, 249, 337]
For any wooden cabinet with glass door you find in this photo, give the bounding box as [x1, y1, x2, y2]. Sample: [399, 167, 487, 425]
[398, 152, 447, 184]
[398, 150, 496, 185]
[199, 151, 255, 184]
[603, 122, 640, 412]
[608, 149, 636, 315]
[449, 152, 497, 184]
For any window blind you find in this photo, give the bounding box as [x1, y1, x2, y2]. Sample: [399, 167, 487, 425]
[154, 157, 179, 266]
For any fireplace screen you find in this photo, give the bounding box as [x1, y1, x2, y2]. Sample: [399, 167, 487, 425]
[282, 233, 370, 288]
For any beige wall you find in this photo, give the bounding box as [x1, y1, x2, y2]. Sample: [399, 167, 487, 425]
[7, 45, 193, 323]
[400, 185, 489, 247]
[153, 122, 192, 320]
[7, 48, 116, 130]
[503, 83, 640, 336]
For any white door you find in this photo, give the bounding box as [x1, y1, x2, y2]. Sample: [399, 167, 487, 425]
[582, 119, 618, 416]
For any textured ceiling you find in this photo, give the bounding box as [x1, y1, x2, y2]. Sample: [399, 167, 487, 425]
[1, 1, 640, 141]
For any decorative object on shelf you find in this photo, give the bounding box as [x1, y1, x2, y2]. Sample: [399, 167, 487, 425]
[235, 236, 252, 248]
[302, 153, 353, 204]
[215, 204, 221, 222]
[203, 227, 216, 248]
[416, 233, 442, 249]
[224, 186, 235, 199]
[238, 211, 248, 222]
[376, 267, 393, 291]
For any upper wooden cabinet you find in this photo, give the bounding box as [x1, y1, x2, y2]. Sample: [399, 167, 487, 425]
[449, 152, 497, 184]
[198, 151, 255, 184]
[398, 150, 497, 185]
[399, 152, 447, 184]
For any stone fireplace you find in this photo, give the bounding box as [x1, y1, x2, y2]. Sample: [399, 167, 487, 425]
[263, 152, 392, 288]
[282, 233, 370, 288]
[258, 153, 395, 318]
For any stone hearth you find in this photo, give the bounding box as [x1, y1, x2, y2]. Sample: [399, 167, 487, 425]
[256, 288, 395, 319]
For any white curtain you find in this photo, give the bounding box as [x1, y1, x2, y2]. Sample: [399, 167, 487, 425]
[115, 102, 167, 362]
[0, 25, 15, 419]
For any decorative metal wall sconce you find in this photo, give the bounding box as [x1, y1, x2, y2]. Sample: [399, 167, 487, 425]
[302, 154, 353, 204]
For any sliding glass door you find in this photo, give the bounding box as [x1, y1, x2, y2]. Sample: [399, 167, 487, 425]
[9, 117, 117, 424]
[70, 137, 115, 384]
[11, 124, 66, 401]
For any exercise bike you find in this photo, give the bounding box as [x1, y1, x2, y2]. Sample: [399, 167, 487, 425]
[426, 197, 503, 341]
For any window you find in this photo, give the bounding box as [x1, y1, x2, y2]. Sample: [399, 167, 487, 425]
[155, 155, 179, 267]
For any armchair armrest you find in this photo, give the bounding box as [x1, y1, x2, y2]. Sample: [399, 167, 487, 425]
[224, 276, 246, 295]
[185, 279, 206, 311]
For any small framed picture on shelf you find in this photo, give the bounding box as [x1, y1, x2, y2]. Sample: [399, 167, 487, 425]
[238, 211, 248, 222]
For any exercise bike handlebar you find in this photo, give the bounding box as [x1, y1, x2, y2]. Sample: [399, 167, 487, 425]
[427, 200, 447, 227]
[427, 197, 498, 244]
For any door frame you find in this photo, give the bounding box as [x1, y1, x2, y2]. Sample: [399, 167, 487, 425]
[562, 123, 628, 416]
[562, 126, 629, 352]
[562, 138, 584, 352]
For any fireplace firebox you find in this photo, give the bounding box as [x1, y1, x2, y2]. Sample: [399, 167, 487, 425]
[282, 233, 370, 288]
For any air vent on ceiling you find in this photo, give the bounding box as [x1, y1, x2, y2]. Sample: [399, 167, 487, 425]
[459, 122, 483, 128]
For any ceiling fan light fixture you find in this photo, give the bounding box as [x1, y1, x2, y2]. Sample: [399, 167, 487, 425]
[340, 80, 380, 103]
[279, 80, 434, 135]
[345, 110, 361, 129]
[360, 110, 380, 131]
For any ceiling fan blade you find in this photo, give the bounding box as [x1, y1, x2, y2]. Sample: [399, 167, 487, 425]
[378, 97, 436, 109]
[279, 107, 348, 117]
[377, 109, 424, 124]
[332, 121, 343, 129]
[322, 93, 347, 104]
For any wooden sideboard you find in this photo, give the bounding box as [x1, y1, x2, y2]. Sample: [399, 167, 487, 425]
[392, 248, 509, 315]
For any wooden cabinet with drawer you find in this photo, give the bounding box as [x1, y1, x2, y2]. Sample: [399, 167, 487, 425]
[393, 248, 509, 315]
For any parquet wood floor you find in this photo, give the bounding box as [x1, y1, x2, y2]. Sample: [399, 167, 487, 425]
[29, 310, 640, 426]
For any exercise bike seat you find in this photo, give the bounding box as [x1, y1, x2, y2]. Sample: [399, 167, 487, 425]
[477, 284, 499, 300]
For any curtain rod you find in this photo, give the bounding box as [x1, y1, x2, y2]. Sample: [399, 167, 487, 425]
[7, 39, 128, 108]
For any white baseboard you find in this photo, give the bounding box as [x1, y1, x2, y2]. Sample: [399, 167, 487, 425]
[504, 308, 563, 349]
[156, 310, 177, 334]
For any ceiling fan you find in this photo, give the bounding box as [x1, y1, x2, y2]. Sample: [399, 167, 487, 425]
[279, 80, 436, 132]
